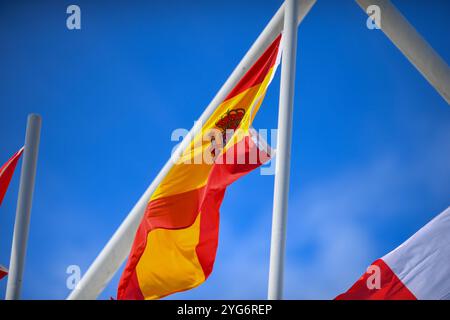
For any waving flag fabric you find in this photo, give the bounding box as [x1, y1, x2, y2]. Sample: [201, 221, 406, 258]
[0, 147, 23, 207]
[0, 265, 8, 280]
[336, 207, 450, 300]
[117, 35, 282, 300]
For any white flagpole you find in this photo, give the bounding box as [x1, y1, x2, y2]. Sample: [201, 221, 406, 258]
[68, 0, 316, 300]
[356, 0, 450, 104]
[268, 0, 299, 300]
[6, 114, 42, 300]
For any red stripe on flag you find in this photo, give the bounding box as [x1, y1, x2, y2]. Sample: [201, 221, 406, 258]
[118, 269, 145, 300]
[335, 259, 417, 300]
[225, 35, 281, 101]
[0, 148, 23, 206]
[0, 265, 8, 280]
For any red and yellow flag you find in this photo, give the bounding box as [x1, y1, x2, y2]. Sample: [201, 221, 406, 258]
[117, 35, 282, 300]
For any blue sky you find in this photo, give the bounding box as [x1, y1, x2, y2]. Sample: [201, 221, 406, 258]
[0, 0, 449, 299]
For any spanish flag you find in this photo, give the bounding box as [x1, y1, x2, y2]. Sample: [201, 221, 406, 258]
[117, 35, 282, 300]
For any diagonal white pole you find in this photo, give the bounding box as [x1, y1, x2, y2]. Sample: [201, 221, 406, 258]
[6, 114, 42, 300]
[68, 0, 316, 300]
[356, 0, 450, 104]
[268, 0, 299, 300]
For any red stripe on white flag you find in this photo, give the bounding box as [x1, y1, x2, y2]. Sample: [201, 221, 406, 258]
[336, 207, 450, 300]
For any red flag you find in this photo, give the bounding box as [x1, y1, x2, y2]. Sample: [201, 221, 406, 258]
[0, 147, 24, 206]
[0, 265, 8, 280]
[336, 207, 450, 300]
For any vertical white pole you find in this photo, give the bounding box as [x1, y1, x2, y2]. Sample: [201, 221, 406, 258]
[268, 0, 299, 300]
[6, 114, 42, 300]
